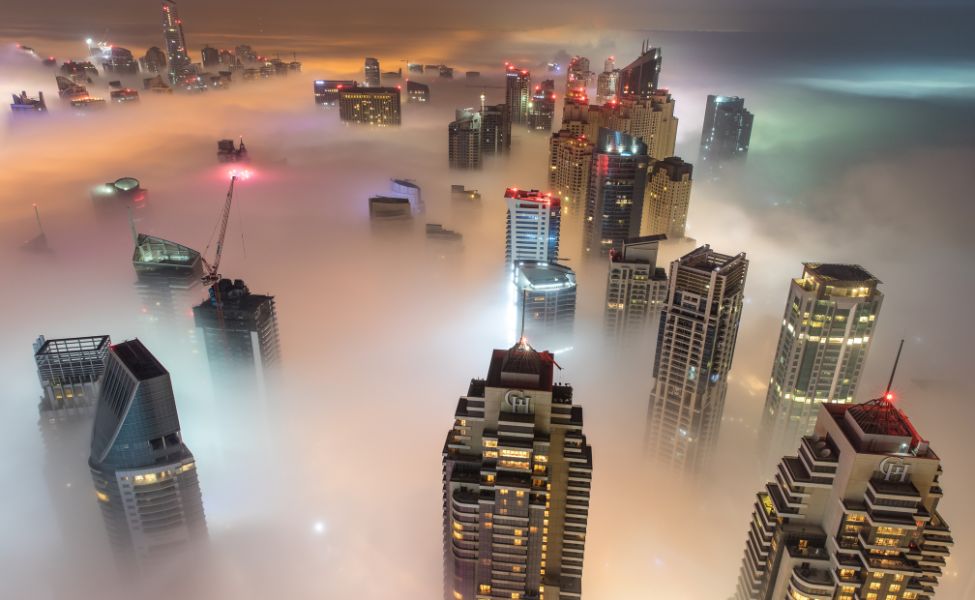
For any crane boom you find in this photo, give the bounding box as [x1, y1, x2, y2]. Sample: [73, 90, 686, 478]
[202, 175, 236, 286]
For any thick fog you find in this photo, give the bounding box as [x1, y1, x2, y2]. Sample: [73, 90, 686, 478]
[1, 21, 973, 600]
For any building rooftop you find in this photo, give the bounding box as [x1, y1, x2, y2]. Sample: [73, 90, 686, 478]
[35, 335, 110, 357]
[516, 263, 576, 290]
[112, 339, 168, 381]
[651, 156, 693, 181]
[803, 263, 880, 285]
[680, 244, 747, 273]
[133, 233, 201, 268]
[486, 339, 556, 391]
[505, 188, 561, 208]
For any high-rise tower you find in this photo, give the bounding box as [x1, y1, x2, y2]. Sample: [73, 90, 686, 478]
[617, 42, 662, 99]
[699, 95, 753, 179]
[442, 340, 593, 600]
[584, 128, 649, 253]
[505, 188, 561, 265]
[505, 64, 531, 125]
[528, 80, 557, 132]
[449, 109, 483, 169]
[605, 236, 668, 337]
[161, 1, 194, 84]
[89, 340, 207, 571]
[548, 130, 595, 206]
[759, 264, 884, 466]
[641, 156, 693, 240]
[364, 57, 381, 87]
[735, 395, 952, 600]
[481, 103, 512, 154]
[645, 245, 748, 471]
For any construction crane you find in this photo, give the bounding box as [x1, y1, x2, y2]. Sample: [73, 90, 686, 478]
[201, 175, 237, 287]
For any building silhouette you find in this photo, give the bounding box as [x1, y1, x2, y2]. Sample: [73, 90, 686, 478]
[140, 47, 167, 73]
[161, 0, 194, 84]
[89, 339, 208, 571]
[641, 156, 693, 240]
[201, 45, 220, 68]
[102, 47, 138, 74]
[407, 80, 430, 102]
[617, 42, 662, 99]
[699, 95, 753, 179]
[442, 340, 592, 599]
[735, 395, 952, 600]
[759, 264, 884, 468]
[645, 245, 748, 471]
[584, 128, 649, 253]
[449, 109, 482, 169]
[480, 103, 511, 154]
[528, 80, 556, 132]
[364, 57, 381, 87]
[605, 236, 668, 337]
[314, 80, 357, 106]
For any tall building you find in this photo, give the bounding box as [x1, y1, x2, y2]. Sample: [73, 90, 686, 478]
[505, 64, 531, 125]
[505, 188, 561, 265]
[314, 79, 357, 106]
[133, 233, 203, 324]
[548, 130, 595, 205]
[645, 245, 748, 471]
[699, 95, 753, 179]
[34, 335, 112, 588]
[606, 89, 678, 160]
[89, 339, 208, 571]
[192, 278, 281, 393]
[140, 46, 167, 73]
[641, 156, 693, 240]
[515, 263, 577, 346]
[390, 178, 424, 214]
[102, 47, 138, 74]
[595, 68, 619, 104]
[584, 128, 649, 253]
[442, 339, 593, 600]
[605, 236, 668, 337]
[481, 103, 511, 154]
[759, 264, 884, 467]
[528, 80, 557, 132]
[406, 80, 430, 103]
[338, 87, 401, 126]
[201, 45, 220, 68]
[734, 395, 953, 600]
[449, 109, 483, 169]
[617, 42, 662, 99]
[161, 0, 194, 84]
[364, 57, 381, 87]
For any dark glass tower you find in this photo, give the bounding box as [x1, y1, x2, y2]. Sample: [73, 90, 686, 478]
[617, 42, 662, 99]
[480, 103, 511, 154]
[161, 1, 194, 84]
[193, 278, 281, 392]
[89, 340, 207, 571]
[442, 340, 593, 600]
[699, 95, 753, 179]
[585, 128, 649, 253]
[505, 64, 531, 124]
[527, 79, 556, 132]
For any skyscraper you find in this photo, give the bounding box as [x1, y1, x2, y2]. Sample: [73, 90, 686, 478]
[314, 80, 357, 106]
[140, 46, 167, 73]
[514, 264, 577, 346]
[34, 335, 112, 593]
[102, 47, 138, 74]
[617, 42, 662, 99]
[406, 80, 430, 102]
[338, 87, 401, 126]
[548, 130, 595, 205]
[480, 103, 511, 154]
[390, 178, 424, 214]
[645, 245, 748, 471]
[449, 109, 482, 169]
[735, 395, 952, 600]
[505, 64, 531, 125]
[161, 0, 194, 84]
[505, 188, 561, 265]
[442, 340, 593, 600]
[595, 56, 619, 104]
[528, 80, 556, 132]
[604, 235, 668, 337]
[699, 95, 753, 179]
[364, 57, 381, 87]
[192, 278, 281, 393]
[201, 45, 220, 69]
[606, 89, 678, 160]
[132, 232, 203, 325]
[89, 339, 207, 571]
[584, 128, 649, 253]
[759, 264, 884, 467]
[641, 156, 693, 240]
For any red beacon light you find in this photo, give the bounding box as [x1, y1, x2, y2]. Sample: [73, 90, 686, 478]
[885, 392, 895, 402]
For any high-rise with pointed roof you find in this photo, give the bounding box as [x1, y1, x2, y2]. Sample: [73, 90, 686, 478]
[89, 339, 207, 571]
[645, 245, 748, 471]
[759, 263, 884, 468]
[735, 394, 953, 600]
[442, 340, 593, 600]
[617, 42, 662, 99]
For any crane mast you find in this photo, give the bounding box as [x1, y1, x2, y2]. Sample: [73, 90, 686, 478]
[202, 175, 236, 286]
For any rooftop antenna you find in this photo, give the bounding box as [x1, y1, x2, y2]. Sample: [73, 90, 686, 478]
[884, 338, 905, 399]
[33, 203, 44, 237]
[518, 287, 528, 343]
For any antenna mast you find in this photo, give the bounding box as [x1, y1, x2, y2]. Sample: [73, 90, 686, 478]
[884, 339, 905, 397]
